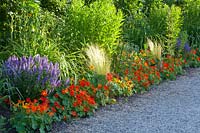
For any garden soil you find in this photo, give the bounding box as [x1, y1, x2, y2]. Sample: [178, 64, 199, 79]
[51, 68, 200, 133]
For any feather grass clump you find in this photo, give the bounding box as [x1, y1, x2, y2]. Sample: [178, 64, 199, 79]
[147, 38, 162, 60]
[85, 45, 111, 75]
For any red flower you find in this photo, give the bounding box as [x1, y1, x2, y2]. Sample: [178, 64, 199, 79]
[40, 97, 49, 104]
[79, 90, 87, 96]
[163, 62, 169, 69]
[54, 101, 61, 109]
[70, 89, 75, 96]
[63, 115, 67, 121]
[51, 107, 57, 113]
[104, 85, 109, 90]
[69, 84, 75, 90]
[73, 102, 78, 107]
[26, 98, 31, 103]
[124, 69, 129, 75]
[41, 90, 48, 97]
[54, 93, 59, 98]
[97, 84, 102, 89]
[191, 49, 197, 55]
[33, 99, 38, 103]
[79, 79, 90, 87]
[38, 104, 49, 113]
[156, 71, 160, 78]
[137, 76, 141, 82]
[169, 67, 174, 72]
[4, 98, 10, 104]
[30, 105, 37, 112]
[83, 106, 90, 112]
[142, 81, 150, 88]
[197, 57, 200, 62]
[144, 74, 149, 80]
[71, 111, 77, 117]
[75, 86, 80, 92]
[106, 73, 113, 81]
[87, 97, 96, 105]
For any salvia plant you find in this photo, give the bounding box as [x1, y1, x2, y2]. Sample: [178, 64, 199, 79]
[1, 55, 61, 101]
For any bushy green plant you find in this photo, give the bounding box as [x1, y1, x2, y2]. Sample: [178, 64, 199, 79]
[107, 74, 134, 97]
[11, 101, 53, 133]
[60, 0, 123, 55]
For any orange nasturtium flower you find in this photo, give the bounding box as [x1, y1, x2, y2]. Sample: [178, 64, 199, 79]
[48, 111, 54, 117]
[97, 84, 102, 89]
[144, 61, 148, 67]
[197, 57, 200, 62]
[41, 90, 48, 97]
[61, 88, 68, 94]
[106, 73, 113, 81]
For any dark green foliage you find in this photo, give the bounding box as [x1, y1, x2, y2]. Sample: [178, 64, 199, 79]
[0, 115, 7, 132]
[39, 0, 67, 15]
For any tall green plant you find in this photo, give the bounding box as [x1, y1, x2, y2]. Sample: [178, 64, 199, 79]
[118, 0, 147, 49]
[166, 5, 182, 55]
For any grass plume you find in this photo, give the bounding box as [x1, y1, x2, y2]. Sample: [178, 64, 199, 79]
[85, 45, 111, 75]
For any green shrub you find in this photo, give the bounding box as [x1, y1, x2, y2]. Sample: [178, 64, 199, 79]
[148, 2, 169, 40]
[118, 0, 147, 50]
[60, 0, 123, 55]
[183, 0, 200, 48]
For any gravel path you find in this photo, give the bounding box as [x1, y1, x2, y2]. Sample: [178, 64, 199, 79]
[51, 68, 200, 133]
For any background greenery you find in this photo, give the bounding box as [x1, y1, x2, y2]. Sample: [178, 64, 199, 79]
[0, 0, 199, 79]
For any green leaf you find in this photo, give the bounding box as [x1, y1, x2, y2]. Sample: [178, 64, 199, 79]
[39, 126, 45, 133]
[31, 119, 38, 130]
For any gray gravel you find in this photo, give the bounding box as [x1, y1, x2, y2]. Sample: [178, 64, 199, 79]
[51, 68, 200, 133]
